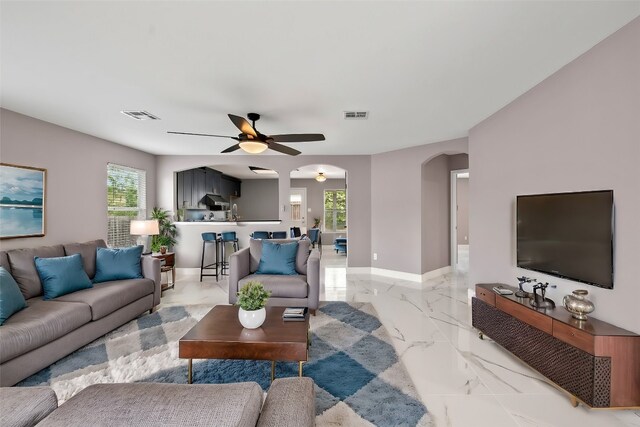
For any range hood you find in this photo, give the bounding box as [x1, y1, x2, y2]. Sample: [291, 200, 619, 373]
[200, 194, 230, 209]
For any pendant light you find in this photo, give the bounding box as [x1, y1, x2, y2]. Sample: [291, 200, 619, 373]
[315, 172, 327, 182]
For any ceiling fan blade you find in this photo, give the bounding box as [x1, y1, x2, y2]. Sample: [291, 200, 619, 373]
[167, 131, 239, 140]
[221, 144, 241, 153]
[269, 133, 325, 143]
[268, 142, 301, 156]
[228, 114, 258, 137]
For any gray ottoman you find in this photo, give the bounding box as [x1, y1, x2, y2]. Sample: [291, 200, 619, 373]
[0, 386, 58, 427]
[6, 378, 315, 427]
[38, 382, 263, 427]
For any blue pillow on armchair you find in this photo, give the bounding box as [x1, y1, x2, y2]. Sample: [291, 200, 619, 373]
[94, 246, 144, 283]
[256, 241, 299, 275]
[35, 254, 93, 300]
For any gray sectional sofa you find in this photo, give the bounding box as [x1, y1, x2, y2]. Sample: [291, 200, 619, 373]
[1, 378, 316, 427]
[0, 240, 161, 387]
[229, 238, 320, 311]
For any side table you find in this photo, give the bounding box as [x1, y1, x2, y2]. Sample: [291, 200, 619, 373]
[152, 252, 175, 292]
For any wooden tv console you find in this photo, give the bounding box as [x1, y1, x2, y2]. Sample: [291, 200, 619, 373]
[472, 283, 640, 408]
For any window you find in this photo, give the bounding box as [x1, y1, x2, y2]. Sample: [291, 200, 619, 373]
[324, 189, 346, 232]
[107, 163, 146, 247]
[290, 193, 302, 221]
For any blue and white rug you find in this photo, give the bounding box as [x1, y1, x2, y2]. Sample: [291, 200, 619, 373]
[19, 302, 431, 426]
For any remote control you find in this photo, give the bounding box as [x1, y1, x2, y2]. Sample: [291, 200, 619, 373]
[493, 286, 514, 295]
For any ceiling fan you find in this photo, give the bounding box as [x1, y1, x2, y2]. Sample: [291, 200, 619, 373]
[168, 113, 325, 156]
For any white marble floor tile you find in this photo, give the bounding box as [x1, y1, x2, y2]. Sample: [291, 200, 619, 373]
[401, 341, 493, 396]
[496, 394, 639, 427]
[425, 395, 518, 427]
[450, 328, 556, 396]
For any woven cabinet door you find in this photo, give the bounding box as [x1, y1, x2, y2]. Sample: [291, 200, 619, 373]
[472, 298, 611, 407]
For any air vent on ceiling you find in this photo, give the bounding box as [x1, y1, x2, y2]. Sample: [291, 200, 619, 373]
[343, 111, 368, 120]
[121, 110, 160, 120]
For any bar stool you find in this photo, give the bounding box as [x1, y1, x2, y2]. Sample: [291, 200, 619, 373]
[200, 232, 219, 281]
[271, 231, 287, 239]
[251, 231, 271, 239]
[219, 231, 239, 276]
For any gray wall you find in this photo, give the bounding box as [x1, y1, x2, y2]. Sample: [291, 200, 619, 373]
[156, 155, 371, 267]
[290, 178, 346, 242]
[370, 138, 468, 275]
[456, 177, 469, 245]
[0, 109, 157, 251]
[420, 154, 469, 273]
[469, 17, 640, 333]
[234, 179, 279, 221]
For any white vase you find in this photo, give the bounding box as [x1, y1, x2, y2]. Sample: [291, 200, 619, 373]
[238, 307, 266, 329]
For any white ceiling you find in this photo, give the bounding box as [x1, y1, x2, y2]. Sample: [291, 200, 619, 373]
[211, 163, 345, 180]
[210, 164, 279, 180]
[291, 164, 346, 180]
[1, 1, 638, 156]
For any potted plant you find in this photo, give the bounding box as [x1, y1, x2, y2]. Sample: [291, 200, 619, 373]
[313, 217, 321, 229]
[235, 281, 271, 329]
[150, 207, 178, 253]
[156, 235, 173, 254]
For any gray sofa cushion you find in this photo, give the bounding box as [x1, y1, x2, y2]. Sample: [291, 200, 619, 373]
[257, 377, 316, 427]
[7, 245, 65, 299]
[0, 386, 58, 427]
[239, 274, 308, 298]
[55, 278, 154, 321]
[249, 238, 310, 275]
[0, 298, 91, 363]
[38, 382, 263, 427]
[63, 240, 107, 280]
[0, 251, 10, 272]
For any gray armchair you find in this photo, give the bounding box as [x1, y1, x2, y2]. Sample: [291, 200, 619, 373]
[229, 239, 320, 312]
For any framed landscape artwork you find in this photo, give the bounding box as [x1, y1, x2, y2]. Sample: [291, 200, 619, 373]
[0, 163, 46, 239]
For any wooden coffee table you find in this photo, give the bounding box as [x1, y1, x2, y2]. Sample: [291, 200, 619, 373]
[179, 305, 309, 384]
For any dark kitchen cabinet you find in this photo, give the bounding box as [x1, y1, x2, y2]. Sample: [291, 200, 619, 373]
[205, 169, 222, 195]
[182, 170, 194, 208]
[193, 168, 206, 207]
[177, 167, 241, 210]
[221, 175, 241, 198]
[176, 172, 184, 209]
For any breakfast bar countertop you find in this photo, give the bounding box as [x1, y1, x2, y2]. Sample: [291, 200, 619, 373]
[174, 220, 282, 225]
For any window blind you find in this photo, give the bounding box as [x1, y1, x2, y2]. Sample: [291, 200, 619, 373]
[107, 163, 146, 248]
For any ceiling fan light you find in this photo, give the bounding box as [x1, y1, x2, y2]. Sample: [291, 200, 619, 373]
[239, 141, 268, 154]
[316, 172, 327, 182]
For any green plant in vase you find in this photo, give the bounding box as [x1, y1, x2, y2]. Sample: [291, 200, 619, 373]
[150, 207, 178, 252]
[236, 281, 271, 329]
[313, 217, 321, 229]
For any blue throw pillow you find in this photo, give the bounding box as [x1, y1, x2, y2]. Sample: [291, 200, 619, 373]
[94, 246, 143, 283]
[0, 267, 27, 325]
[35, 254, 93, 300]
[256, 241, 299, 275]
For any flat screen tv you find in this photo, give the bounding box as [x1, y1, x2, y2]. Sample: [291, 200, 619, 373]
[516, 190, 614, 289]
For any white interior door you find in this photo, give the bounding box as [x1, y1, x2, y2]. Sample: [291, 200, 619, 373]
[290, 188, 307, 232]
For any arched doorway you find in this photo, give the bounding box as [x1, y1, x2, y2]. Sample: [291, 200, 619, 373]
[289, 164, 347, 262]
[421, 153, 469, 275]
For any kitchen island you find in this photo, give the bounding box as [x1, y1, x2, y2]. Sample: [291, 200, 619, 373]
[173, 221, 298, 268]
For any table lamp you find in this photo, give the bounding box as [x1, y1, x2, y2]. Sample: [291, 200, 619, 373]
[130, 219, 159, 254]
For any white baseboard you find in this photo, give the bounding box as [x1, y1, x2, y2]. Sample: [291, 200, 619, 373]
[346, 266, 452, 284]
[421, 266, 453, 281]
